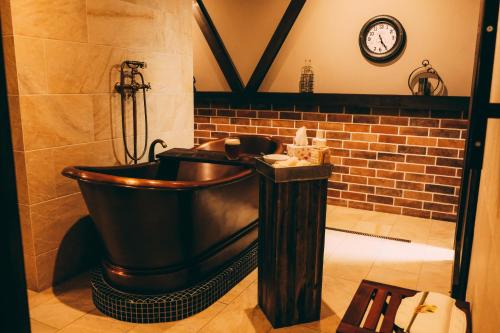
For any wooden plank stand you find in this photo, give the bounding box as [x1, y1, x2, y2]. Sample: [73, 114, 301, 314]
[256, 159, 332, 328]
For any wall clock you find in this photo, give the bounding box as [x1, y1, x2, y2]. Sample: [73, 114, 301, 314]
[359, 15, 406, 63]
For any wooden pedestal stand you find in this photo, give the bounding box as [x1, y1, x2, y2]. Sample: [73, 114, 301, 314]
[256, 159, 332, 328]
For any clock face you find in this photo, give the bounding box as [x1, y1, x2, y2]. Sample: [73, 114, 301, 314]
[359, 15, 406, 63]
[365, 23, 398, 54]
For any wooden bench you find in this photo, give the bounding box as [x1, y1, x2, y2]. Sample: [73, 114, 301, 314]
[337, 280, 471, 333]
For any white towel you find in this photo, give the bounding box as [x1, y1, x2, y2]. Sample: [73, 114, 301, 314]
[394, 292, 467, 333]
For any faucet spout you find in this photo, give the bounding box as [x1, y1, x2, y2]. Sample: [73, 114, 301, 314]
[148, 139, 168, 162]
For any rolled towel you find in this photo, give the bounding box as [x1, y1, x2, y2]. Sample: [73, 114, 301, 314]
[394, 292, 466, 333]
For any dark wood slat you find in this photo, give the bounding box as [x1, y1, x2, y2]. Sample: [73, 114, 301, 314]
[379, 292, 405, 333]
[342, 284, 376, 326]
[452, 0, 500, 300]
[245, 0, 306, 92]
[363, 290, 388, 330]
[336, 322, 376, 333]
[192, 0, 244, 92]
[195, 92, 469, 112]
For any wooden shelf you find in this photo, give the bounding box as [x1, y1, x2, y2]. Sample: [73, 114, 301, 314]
[195, 92, 469, 112]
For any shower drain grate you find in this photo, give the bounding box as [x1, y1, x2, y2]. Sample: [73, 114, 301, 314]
[326, 226, 411, 243]
[91, 242, 258, 323]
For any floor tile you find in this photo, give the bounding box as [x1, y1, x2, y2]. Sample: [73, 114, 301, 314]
[270, 325, 319, 332]
[366, 266, 419, 290]
[25, 206, 456, 333]
[27, 289, 56, 310]
[302, 276, 359, 333]
[389, 218, 432, 243]
[57, 309, 137, 333]
[29, 280, 95, 329]
[199, 282, 272, 333]
[30, 319, 58, 333]
[416, 262, 453, 295]
[219, 269, 257, 304]
[127, 302, 226, 333]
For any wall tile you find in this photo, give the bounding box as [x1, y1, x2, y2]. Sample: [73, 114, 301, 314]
[52, 145, 89, 197]
[19, 204, 34, 257]
[23, 253, 38, 290]
[5, 0, 193, 291]
[45, 40, 120, 94]
[2, 36, 18, 95]
[33, 249, 57, 291]
[8, 96, 23, 150]
[25, 149, 57, 204]
[92, 94, 115, 141]
[13, 151, 29, 204]
[87, 139, 125, 166]
[20, 95, 94, 150]
[0, 0, 13, 35]
[87, 0, 175, 52]
[11, 0, 87, 42]
[31, 193, 88, 256]
[13, 36, 47, 94]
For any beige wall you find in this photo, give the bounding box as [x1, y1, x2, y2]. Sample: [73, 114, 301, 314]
[194, 0, 480, 96]
[1, 0, 193, 290]
[490, 9, 500, 103]
[466, 119, 500, 332]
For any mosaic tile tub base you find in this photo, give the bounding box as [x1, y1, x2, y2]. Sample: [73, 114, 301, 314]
[91, 242, 258, 323]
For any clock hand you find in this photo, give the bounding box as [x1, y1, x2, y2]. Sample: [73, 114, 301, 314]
[378, 35, 388, 50]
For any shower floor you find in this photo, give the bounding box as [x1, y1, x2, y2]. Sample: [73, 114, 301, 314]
[27, 205, 455, 333]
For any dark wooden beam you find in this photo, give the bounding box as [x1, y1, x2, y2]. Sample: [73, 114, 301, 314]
[452, 0, 499, 301]
[245, 0, 306, 93]
[192, 0, 244, 92]
[194, 92, 469, 112]
[488, 102, 500, 117]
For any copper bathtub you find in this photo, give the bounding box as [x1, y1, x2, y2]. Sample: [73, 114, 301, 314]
[62, 135, 283, 294]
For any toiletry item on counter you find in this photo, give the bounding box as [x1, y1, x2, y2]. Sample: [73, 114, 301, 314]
[287, 126, 331, 164]
[312, 129, 326, 147]
[287, 126, 314, 160]
[273, 157, 313, 168]
[310, 129, 330, 164]
[294, 126, 308, 146]
[310, 146, 330, 165]
[263, 154, 289, 164]
[287, 144, 315, 161]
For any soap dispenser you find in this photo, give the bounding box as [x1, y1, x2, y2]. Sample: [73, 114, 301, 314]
[312, 129, 326, 147]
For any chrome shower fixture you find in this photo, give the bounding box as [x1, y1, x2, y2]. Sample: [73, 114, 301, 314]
[115, 60, 151, 164]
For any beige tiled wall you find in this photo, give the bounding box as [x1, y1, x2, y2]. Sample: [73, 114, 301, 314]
[1, 0, 193, 290]
[466, 119, 500, 331]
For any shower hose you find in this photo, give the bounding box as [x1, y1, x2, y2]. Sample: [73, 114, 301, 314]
[119, 67, 149, 164]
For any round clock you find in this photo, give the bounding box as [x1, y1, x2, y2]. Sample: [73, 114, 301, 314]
[359, 15, 406, 63]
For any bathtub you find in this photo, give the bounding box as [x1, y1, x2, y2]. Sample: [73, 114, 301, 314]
[62, 135, 283, 294]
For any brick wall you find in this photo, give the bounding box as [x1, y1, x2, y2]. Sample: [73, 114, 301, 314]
[193, 102, 467, 222]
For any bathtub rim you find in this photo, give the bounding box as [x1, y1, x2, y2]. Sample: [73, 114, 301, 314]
[62, 163, 254, 191]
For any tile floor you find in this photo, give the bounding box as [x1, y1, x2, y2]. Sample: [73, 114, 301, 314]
[27, 206, 456, 333]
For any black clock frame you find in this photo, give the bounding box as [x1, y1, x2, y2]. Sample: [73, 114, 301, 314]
[359, 15, 406, 63]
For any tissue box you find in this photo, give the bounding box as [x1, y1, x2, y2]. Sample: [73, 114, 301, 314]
[310, 147, 331, 165]
[287, 144, 315, 161]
